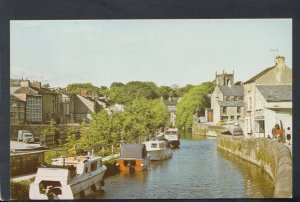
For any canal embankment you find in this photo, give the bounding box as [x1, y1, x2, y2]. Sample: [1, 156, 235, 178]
[192, 122, 226, 137]
[217, 135, 292, 198]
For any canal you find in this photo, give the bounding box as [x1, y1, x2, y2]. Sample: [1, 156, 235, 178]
[89, 134, 274, 199]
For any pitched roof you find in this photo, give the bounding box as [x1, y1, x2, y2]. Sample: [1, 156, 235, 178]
[10, 94, 26, 102]
[77, 95, 95, 112]
[218, 85, 244, 96]
[243, 66, 275, 84]
[219, 100, 244, 107]
[14, 87, 39, 95]
[10, 87, 21, 94]
[30, 86, 58, 94]
[256, 85, 292, 102]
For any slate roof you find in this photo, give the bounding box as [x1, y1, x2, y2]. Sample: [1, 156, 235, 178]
[10, 87, 21, 94]
[219, 100, 244, 107]
[10, 94, 25, 102]
[256, 85, 292, 102]
[218, 85, 244, 96]
[14, 87, 39, 95]
[77, 95, 95, 112]
[120, 144, 147, 159]
[243, 66, 275, 84]
[30, 86, 58, 94]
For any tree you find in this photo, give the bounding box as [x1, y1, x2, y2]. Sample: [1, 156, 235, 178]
[176, 82, 214, 130]
[109, 81, 161, 105]
[175, 84, 194, 97]
[65, 83, 100, 95]
[74, 98, 169, 154]
[159, 86, 177, 100]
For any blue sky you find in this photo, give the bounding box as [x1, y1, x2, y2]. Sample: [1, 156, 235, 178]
[10, 19, 292, 88]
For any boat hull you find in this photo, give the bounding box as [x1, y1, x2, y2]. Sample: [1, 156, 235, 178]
[29, 168, 106, 200]
[117, 157, 150, 171]
[167, 140, 180, 148]
[148, 149, 172, 161]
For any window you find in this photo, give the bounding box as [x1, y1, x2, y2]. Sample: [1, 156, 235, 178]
[151, 143, 158, 148]
[237, 107, 241, 114]
[91, 162, 97, 171]
[98, 160, 103, 168]
[231, 116, 234, 120]
[222, 107, 227, 114]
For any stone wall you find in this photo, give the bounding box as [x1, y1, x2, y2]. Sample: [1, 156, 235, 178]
[10, 151, 45, 177]
[217, 135, 292, 198]
[10, 124, 81, 147]
[192, 123, 226, 137]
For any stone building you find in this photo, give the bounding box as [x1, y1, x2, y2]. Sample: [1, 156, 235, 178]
[240, 56, 292, 138]
[254, 85, 292, 140]
[12, 80, 60, 123]
[214, 70, 234, 86]
[10, 94, 26, 124]
[211, 85, 244, 124]
[210, 70, 244, 124]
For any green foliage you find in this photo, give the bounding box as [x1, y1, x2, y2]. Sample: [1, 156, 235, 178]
[109, 81, 161, 105]
[65, 83, 100, 95]
[159, 86, 177, 99]
[175, 84, 194, 97]
[74, 98, 168, 154]
[176, 82, 214, 130]
[10, 178, 34, 200]
[44, 148, 69, 164]
[40, 119, 60, 142]
[64, 127, 79, 155]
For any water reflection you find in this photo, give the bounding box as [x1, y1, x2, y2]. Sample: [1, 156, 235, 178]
[89, 134, 274, 199]
[218, 149, 274, 198]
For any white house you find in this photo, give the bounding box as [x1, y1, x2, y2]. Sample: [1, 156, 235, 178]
[240, 56, 292, 138]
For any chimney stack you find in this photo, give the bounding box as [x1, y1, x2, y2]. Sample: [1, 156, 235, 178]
[275, 55, 286, 70]
[20, 80, 30, 87]
[32, 81, 42, 88]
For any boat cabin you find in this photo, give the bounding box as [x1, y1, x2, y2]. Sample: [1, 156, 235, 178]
[117, 144, 149, 171]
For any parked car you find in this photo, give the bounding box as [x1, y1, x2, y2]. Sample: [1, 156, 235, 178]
[232, 126, 243, 136]
[217, 120, 225, 126]
[18, 130, 35, 143]
[226, 119, 235, 125]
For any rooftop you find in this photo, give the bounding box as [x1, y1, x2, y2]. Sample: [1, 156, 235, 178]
[243, 66, 275, 84]
[218, 85, 244, 96]
[256, 85, 292, 102]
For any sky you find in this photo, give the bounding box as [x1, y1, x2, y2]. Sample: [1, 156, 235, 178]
[10, 19, 292, 88]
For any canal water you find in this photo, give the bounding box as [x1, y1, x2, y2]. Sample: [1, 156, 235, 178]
[89, 134, 274, 199]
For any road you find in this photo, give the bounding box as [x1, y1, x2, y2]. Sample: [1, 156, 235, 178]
[10, 140, 42, 151]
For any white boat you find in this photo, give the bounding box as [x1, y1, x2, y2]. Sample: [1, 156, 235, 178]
[143, 140, 172, 160]
[164, 128, 180, 148]
[29, 153, 107, 199]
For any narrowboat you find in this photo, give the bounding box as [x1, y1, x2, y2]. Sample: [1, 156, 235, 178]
[116, 144, 150, 171]
[143, 140, 172, 160]
[164, 128, 180, 148]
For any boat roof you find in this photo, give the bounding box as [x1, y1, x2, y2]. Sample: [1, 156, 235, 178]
[120, 144, 147, 159]
[144, 140, 165, 143]
[165, 128, 178, 132]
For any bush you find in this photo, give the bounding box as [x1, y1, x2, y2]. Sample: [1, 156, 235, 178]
[10, 178, 34, 200]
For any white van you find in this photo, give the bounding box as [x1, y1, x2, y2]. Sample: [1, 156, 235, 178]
[18, 130, 35, 143]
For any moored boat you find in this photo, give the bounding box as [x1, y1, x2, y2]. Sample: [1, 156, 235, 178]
[164, 128, 180, 148]
[143, 140, 172, 160]
[116, 144, 150, 172]
[29, 153, 106, 200]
